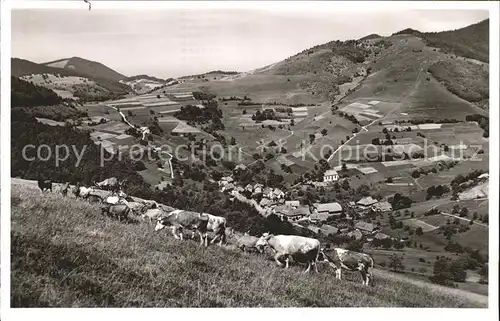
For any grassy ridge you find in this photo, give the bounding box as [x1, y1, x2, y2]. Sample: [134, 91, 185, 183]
[11, 183, 487, 307]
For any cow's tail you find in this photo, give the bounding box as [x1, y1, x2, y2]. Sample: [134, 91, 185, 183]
[220, 221, 227, 244]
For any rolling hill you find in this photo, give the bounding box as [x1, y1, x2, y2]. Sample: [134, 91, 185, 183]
[43, 56, 127, 82]
[12, 58, 131, 101]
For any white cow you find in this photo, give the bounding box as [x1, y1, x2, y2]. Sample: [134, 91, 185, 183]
[256, 233, 321, 273]
[154, 210, 210, 246]
[202, 213, 227, 246]
[318, 247, 375, 286]
[73, 185, 94, 199]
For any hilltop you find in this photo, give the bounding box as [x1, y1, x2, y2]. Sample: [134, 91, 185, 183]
[12, 58, 130, 102]
[43, 56, 127, 82]
[393, 19, 489, 62]
[11, 182, 488, 308]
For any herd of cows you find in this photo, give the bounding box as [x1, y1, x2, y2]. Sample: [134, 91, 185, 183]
[36, 177, 376, 286]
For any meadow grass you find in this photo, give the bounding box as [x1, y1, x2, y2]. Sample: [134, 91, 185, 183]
[11, 183, 486, 307]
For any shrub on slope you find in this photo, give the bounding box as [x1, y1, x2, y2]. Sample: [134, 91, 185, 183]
[11, 185, 486, 307]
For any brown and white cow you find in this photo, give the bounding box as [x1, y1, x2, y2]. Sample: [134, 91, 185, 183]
[202, 213, 227, 246]
[142, 208, 167, 223]
[154, 210, 210, 246]
[255, 233, 321, 273]
[318, 247, 375, 286]
[230, 232, 263, 253]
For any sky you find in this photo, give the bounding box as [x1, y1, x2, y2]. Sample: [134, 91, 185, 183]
[12, 9, 489, 78]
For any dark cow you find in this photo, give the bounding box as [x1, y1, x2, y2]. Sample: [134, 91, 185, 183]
[227, 230, 263, 253]
[38, 179, 52, 192]
[87, 194, 104, 204]
[255, 233, 321, 273]
[60, 182, 70, 197]
[101, 203, 131, 222]
[318, 247, 375, 286]
[154, 210, 210, 246]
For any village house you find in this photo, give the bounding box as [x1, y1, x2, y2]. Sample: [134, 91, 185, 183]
[373, 232, 390, 240]
[259, 198, 274, 207]
[245, 184, 254, 193]
[285, 200, 300, 208]
[357, 197, 378, 209]
[309, 212, 330, 224]
[320, 224, 339, 236]
[263, 187, 273, 198]
[234, 164, 247, 171]
[307, 225, 321, 234]
[272, 188, 285, 200]
[222, 183, 235, 192]
[372, 201, 393, 213]
[219, 176, 234, 186]
[275, 205, 310, 222]
[323, 169, 339, 182]
[253, 186, 263, 196]
[347, 229, 363, 240]
[315, 202, 343, 217]
[354, 221, 377, 235]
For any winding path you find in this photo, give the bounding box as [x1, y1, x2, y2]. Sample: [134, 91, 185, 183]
[108, 105, 174, 179]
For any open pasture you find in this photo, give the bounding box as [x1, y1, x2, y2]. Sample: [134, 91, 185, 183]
[157, 74, 323, 105]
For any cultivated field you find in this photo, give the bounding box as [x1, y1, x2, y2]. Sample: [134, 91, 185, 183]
[11, 183, 488, 308]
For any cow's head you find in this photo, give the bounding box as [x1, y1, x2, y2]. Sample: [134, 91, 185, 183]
[255, 232, 272, 248]
[154, 217, 168, 231]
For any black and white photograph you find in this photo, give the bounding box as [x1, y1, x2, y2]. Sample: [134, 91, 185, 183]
[1, 0, 498, 317]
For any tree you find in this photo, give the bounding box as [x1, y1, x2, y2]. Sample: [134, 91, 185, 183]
[321, 129, 328, 136]
[459, 207, 469, 217]
[412, 170, 421, 178]
[309, 134, 315, 144]
[389, 254, 404, 272]
[230, 137, 236, 145]
[416, 226, 423, 236]
[341, 162, 347, 172]
[242, 109, 247, 115]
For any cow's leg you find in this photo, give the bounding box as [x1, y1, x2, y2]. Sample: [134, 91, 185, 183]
[313, 261, 319, 273]
[274, 253, 285, 267]
[360, 270, 367, 285]
[171, 226, 181, 240]
[336, 267, 342, 280]
[285, 256, 290, 269]
[304, 262, 311, 274]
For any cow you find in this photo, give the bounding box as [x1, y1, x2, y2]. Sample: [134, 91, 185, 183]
[38, 179, 52, 192]
[255, 233, 321, 273]
[73, 183, 94, 199]
[105, 194, 129, 205]
[202, 213, 227, 246]
[141, 199, 159, 209]
[154, 210, 210, 246]
[142, 208, 167, 223]
[87, 194, 104, 204]
[60, 182, 70, 197]
[100, 203, 131, 222]
[227, 230, 263, 253]
[94, 177, 123, 192]
[318, 247, 375, 286]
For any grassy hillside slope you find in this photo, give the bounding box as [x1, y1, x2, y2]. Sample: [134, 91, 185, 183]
[11, 183, 487, 308]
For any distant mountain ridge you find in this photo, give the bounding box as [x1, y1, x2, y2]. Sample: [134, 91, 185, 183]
[123, 74, 174, 83]
[43, 56, 127, 82]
